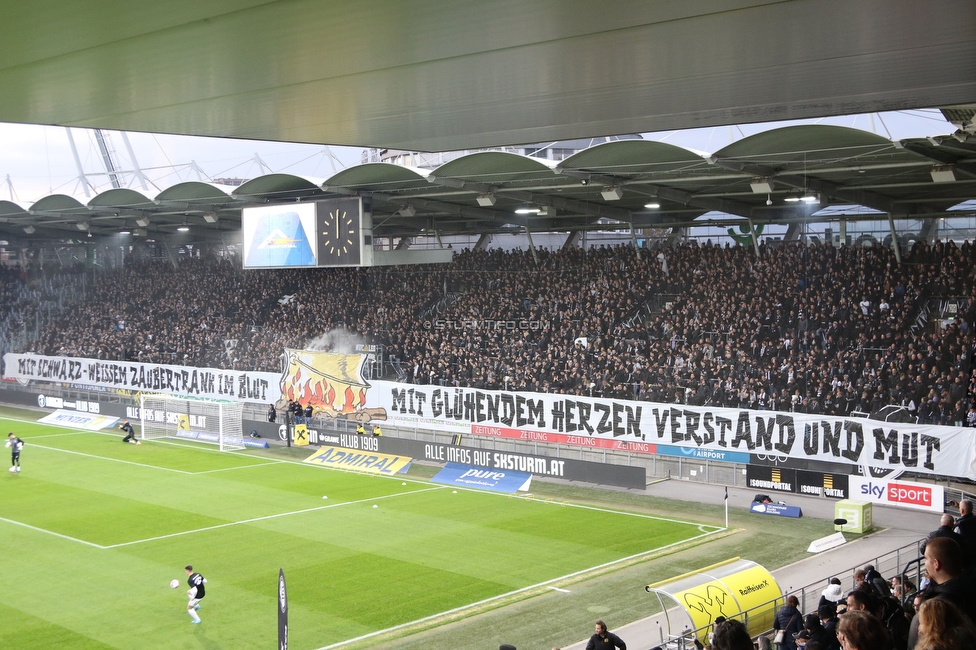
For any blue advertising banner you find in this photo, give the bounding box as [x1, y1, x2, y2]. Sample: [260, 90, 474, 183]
[749, 501, 803, 518]
[656, 444, 751, 464]
[431, 463, 532, 494]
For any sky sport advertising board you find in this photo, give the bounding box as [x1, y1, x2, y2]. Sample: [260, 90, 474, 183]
[847, 476, 944, 512]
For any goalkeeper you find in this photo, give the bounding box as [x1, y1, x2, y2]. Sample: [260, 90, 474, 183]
[119, 420, 141, 445]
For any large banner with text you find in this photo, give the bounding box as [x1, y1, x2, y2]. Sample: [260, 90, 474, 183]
[366, 381, 976, 480]
[3, 352, 280, 404]
[6, 351, 976, 479]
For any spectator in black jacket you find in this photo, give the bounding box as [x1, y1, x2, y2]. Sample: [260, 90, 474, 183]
[955, 499, 976, 559]
[908, 536, 976, 649]
[775, 595, 804, 650]
[585, 620, 625, 650]
[922, 513, 965, 555]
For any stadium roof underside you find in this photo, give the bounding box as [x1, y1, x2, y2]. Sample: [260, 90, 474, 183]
[0, 125, 974, 244]
[1, 1, 974, 154]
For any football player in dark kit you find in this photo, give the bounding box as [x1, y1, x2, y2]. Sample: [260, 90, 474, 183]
[7, 432, 24, 472]
[119, 420, 140, 444]
[185, 565, 207, 624]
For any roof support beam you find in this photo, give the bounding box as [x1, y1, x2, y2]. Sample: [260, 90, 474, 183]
[562, 231, 582, 251]
[706, 157, 925, 217]
[898, 142, 976, 180]
[557, 167, 757, 219]
[426, 173, 633, 221]
[327, 184, 527, 227]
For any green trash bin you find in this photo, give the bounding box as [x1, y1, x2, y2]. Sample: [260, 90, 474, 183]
[835, 499, 872, 533]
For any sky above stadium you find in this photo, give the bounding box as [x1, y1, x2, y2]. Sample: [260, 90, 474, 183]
[0, 109, 957, 208]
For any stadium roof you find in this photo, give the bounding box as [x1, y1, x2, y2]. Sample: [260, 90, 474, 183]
[0, 1, 973, 154]
[1, 124, 974, 242]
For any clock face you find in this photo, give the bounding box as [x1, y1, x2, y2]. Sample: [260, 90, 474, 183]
[318, 203, 361, 266]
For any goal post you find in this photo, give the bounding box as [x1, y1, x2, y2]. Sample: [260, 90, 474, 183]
[138, 394, 246, 451]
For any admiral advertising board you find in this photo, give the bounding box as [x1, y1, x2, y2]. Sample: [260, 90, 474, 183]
[287, 429, 646, 489]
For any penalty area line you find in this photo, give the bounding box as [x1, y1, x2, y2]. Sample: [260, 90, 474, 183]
[18, 431, 90, 440]
[102, 486, 446, 549]
[0, 515, 105, 549]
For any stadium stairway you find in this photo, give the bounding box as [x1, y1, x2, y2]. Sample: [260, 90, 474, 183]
[560, 481, 933, 650]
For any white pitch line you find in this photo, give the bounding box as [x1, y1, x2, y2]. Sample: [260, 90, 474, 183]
[313, 527, 724, 650]
[19, 431, 89, 440]
[0, 515, 105, 549]
[103, 486, 446, 549]
[191, 460, 286, 474]
[29, 443, 193, 474]
[38, 440, 281, 475]
[507, 493, 724, 530]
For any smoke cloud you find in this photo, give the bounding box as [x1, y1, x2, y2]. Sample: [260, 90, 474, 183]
[305, 327, 366, 354]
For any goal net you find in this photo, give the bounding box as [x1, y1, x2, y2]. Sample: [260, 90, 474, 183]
[139, 394, 246, 451]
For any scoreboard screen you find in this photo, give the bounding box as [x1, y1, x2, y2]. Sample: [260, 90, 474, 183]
[242, 198, 364, 269]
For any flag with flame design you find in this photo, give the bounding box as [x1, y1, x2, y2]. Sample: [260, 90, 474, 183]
[279, 350, 385, 421]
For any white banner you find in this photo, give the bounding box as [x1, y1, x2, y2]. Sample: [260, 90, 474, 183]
[38, 409, 120, 430]
[364, 380, 976, 480]
[6, 351, 976, 479]
[3, 353, 280, 404]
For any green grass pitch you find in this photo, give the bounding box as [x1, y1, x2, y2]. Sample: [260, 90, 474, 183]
[0, 417, 721, 649]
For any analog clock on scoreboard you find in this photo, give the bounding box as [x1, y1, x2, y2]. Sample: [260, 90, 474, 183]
[316, 198, 363, 266]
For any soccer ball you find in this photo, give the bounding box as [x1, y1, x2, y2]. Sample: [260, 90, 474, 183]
[170, 579, 180, 589]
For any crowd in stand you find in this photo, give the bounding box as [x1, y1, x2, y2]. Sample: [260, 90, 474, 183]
[753, 501, 976, 650]
[21, 238, 976, 421]
[0, 266, 35, 339]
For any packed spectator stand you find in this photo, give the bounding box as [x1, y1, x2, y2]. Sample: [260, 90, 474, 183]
[14, 238, 976, 424]
[7, 238, 976, 649]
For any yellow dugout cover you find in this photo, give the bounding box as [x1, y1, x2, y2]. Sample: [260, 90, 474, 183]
[645, 557, 780, 641]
